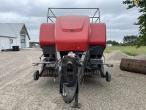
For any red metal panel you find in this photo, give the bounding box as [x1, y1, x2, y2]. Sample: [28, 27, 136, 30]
[90, 23, 106, 47]
[55, 16, 90, 51]
[39, 23, 55, 47]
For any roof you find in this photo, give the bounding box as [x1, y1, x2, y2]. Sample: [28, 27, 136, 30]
[0, 23, 30, 40]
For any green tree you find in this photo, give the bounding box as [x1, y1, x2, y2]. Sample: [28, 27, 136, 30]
[107, 40, 120, 46]
[123, 0, 146, 46]
[123, 35, 138, 46]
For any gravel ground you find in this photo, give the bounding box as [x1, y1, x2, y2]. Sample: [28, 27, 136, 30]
[0, 49, 146, 110]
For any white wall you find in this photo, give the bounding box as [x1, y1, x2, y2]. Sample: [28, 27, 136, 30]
[17, 35, 21, 48]
[19, 34, 29, 48]
[0, 37, 9, 50]
[26, 35, 30, 48]
[0, 37, 17, 51]
[10, 38, 17, 47]
[0, 30, 29, 51]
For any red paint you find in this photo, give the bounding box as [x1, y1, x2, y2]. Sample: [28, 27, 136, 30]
[39, 23, 55, 47]
[55, 16, 90, 51]
[39, 16, 106, 51]
[89, 23, 106, 47]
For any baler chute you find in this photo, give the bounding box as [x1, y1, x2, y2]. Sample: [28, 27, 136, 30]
[33, 8, 112, 108]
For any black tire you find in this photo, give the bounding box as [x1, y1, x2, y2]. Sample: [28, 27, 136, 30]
[106, 71, 111, 82]
[33, 70, 39, 80]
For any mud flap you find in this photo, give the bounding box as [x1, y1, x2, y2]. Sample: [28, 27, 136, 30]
[59, 56, 80, 104]
[62, 81, 78, 103]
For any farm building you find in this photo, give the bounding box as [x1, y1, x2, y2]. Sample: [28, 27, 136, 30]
[0, 23, 30, 51]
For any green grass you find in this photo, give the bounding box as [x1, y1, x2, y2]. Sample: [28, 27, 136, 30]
[105, 46, 146, 56]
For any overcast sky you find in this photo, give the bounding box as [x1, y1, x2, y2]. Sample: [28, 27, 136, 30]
[0, 0, 139, 42]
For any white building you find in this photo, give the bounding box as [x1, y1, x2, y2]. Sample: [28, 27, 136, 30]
[0, 23, 30, 51]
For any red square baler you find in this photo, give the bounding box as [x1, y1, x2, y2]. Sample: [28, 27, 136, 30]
[33, 8, 112, 108]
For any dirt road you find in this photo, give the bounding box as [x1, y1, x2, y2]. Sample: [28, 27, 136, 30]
[0, 49, 146, 110]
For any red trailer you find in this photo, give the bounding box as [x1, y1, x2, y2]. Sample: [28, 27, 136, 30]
[33, 8, 112, 108]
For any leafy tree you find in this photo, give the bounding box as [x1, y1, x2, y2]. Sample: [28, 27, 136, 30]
[123, 35, 138, 45]
[107, 40, 120, 46]
[123, 0, 146, 46]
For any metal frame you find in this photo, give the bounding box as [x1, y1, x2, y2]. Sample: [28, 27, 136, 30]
[33, 48, 112, 107]
[47, 8, 100, 23]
